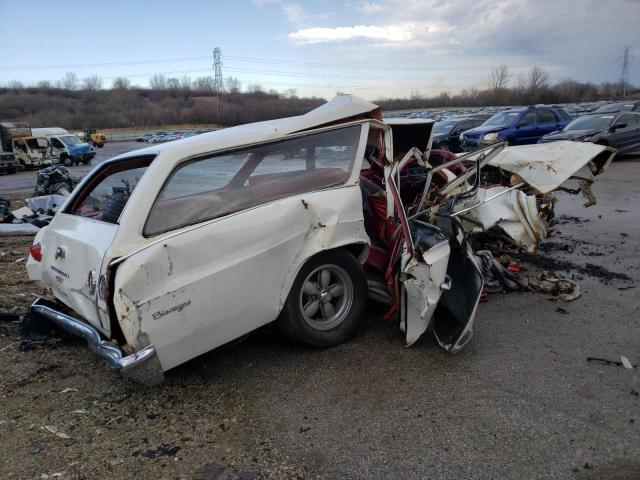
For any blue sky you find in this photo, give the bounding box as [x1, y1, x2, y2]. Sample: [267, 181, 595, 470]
[0, 0, 638, 99]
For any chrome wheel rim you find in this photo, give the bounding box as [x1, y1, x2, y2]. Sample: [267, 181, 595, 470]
[299, 264, 353, 331]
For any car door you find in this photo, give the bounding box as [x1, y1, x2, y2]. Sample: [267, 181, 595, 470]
[609, 114, 638, 152]
[388, 149, 485, 351]
[49, 137, 66, 160]
[113, 124, 368, 371]
[451, 120, 473, 151]
[537, 109, 561, 137]
[513, 111, 538, 144]
[624, 113, 640, 152]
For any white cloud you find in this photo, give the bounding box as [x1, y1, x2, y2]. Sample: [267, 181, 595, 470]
[288, 22, 453, 45]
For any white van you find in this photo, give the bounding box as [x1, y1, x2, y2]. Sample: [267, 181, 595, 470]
[32, 127, 96, 166]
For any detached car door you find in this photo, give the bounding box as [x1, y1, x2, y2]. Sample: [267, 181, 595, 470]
[114, 124, 367, 371]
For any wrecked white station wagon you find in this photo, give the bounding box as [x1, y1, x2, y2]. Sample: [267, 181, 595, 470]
[26, 96, 614, 384]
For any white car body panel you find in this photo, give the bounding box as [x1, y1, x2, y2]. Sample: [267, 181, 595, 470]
[34, 213, 118, 335]
[113, 186, 369, 371]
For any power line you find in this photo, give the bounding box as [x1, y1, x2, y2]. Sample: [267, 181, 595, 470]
[222, 53, 616, 71]
[0, 56, 211, 71]
[223, 65, 484, 80]
[0, 51, 617, 72]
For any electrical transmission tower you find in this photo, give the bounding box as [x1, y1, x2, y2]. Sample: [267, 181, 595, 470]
[619, 45, 631, 97]
[213, 48, 224, 94]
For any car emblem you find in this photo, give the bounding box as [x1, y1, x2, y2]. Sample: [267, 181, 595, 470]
[55, 246, 66, 260]
[87, 269, 97, 295]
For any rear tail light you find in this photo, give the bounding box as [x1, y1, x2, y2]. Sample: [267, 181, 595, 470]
[29, 243, 42, 262]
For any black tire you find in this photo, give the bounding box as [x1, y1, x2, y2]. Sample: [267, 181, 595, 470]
[277, 249, 367, 347]
[61, 155, 73, 167]
[18, 160, 26, 170]
[101, 192, 129, 223]
[7, 166, 17, 174]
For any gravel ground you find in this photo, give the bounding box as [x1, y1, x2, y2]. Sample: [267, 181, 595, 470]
[0, 153, 639, 479]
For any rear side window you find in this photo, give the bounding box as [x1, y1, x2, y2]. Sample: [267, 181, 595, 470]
[556, 109, 571, 121]
[520, 111, 537, 126]
[144, 124, 362, 236]
[537, 110, 558, 124]
[68, 157, 152, 223]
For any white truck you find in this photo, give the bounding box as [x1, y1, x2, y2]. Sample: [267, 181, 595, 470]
[32, 127, 96, 166]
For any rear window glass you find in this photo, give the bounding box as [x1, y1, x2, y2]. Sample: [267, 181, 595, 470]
[68, 157, 152, 223]
[144, 124, 361, 236]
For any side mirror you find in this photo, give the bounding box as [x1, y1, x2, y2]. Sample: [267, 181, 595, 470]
[611, 123, 627, 131]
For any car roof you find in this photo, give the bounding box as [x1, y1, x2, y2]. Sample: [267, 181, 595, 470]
[115, 95, 380, 162]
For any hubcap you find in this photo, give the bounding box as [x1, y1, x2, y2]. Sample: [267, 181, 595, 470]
[299, 264, 353, 331]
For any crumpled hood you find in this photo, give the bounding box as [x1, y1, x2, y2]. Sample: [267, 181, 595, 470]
[542, 129, 601, 141]
[463, 125, 508, 137]
[487, 141, 616, 194]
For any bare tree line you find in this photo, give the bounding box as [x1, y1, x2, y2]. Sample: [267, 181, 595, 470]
[0, 65, 636, 129]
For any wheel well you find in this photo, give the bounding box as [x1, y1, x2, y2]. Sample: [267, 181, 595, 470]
[337, 242, 369, 263]
[279, 242, 369, 311]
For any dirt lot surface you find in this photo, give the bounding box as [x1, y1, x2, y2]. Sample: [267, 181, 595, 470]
[1, 150, 639, 479]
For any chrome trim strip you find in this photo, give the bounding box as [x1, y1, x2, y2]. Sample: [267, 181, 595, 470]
[28, 298, 163, 385]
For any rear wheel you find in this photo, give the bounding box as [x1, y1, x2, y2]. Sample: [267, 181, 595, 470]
[277, 250, 367, 347]
[61, 155, 73, 167]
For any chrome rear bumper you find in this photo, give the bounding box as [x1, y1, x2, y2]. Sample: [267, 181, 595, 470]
[29, 298, 164, 385]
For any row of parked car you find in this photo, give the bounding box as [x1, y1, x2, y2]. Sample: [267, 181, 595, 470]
[136, 129, 211, 144]
[430, 101, 640, 154]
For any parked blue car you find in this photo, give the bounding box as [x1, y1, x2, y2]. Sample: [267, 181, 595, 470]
[460, 106, 571, 150]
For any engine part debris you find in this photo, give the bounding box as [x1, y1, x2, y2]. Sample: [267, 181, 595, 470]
[587, 357, 638, 368]
[529, 271, 581, 301]
[33, 165, 79, 197]
[473, 250, 528, 293]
